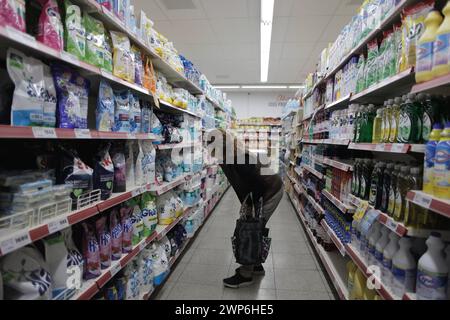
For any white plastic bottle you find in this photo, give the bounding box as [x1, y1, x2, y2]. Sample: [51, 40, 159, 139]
[367, 222, 382, 265]
[375, 227, 390, 267]
[362, 222, 376, 258]
[382, 232, 399, 286]
[392, 237, 417, 297]
[416, 233, 449, 300]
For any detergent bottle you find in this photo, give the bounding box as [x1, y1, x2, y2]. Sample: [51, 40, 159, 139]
[433, 122, 450, 199]
[368, 222, 382, 265]
[392, 237, 417, 297]
[416, 11, 443, 83]
[424, 124, 443, 194]
[382, 232, 399, 286]
[347, 260, 358, 296]
[363, 287, 377, 300]
[389, 98, 401, 143]
[372, 108, 383, 143]
[374, 227, 390, 267]
[351, 268, 366, 300]
[433, 1, 450, 77]
[416, 232, 449, 300]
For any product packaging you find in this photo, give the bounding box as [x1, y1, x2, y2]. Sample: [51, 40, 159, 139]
[81, 222, 101, 280]
[140, 192, 158, 236]
[42, 65, 57, 127]
[113, 89, 131, 133]
[96, 80, 115, 132]
[0, 0, 26, 32]
[110, 31, 134, 82]
[110, 208, 123, 260]
[64, 0, 86, 60]
[128, 198, 143, 245]
[134, 140, 144, 186]
[131, 45, 143, 86]
[43, 232, 69, 298]
[83, 14, 105, 68]
[37, 0, 64, 51]
[111, 147, 127, 193]
[95, 215, 112, 269]
[120, 203, 134, 252]
[129, 93, 142, 134]
[93, 143, 114, 200]
[103, 31, 114, 73]
[125, 141, 135, 189]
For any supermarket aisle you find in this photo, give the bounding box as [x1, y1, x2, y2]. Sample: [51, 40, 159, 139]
[155, 190, 334, 300]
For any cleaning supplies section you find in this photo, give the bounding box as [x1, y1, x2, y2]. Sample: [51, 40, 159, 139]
[284, 0, 450, 301]
[0, 0, 233, 300]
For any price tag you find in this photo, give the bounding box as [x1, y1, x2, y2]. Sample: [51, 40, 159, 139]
[353, 200, 369, 222]
[131, 188, 141, 197]
[32, 127, 57, 139]
[74, 129, 91, 139]
[6, 27, 37, 48]
[110, 262, 122, 277]
[386, 218, 398, 232]
[127, 133, 137, 139]
[0, 231, 31, 255]
[48, 217, 69, 234]
[414, 193, 432, 209]
[139, 241, 146, 251]
[375, 144, 385, 152]
[391, 144, 406, 153]
[61, 52, 80, 67]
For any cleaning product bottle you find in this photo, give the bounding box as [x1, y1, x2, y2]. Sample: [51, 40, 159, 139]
[368, 222, 382, 265]
[387, 164, 400, 216]
[382, 232, 399, 286]
[351, 268, 366, 300]
[433, 122, 450, 199]
[389, 97, 402, 143]
[392, 237, 417, 297]
[416, 11, 444, 83]
[361, 159, 374, 201]
[397, 96, 408, 143]
[381, 163, 394, 214]
[363, 287, 377, 300]
[433, 1, 450, 78]
[375, 227, 390, 267]
[365, 105, 376, 143]
[351, 159, 360, 196]
[416, 232, 449, 300]
[393, 166, 410, 222]
[424, 124, 444, 194]
[373, 108, 383, 143]
[347, 260, 358, 296]
[420, 94, 443, 142]
[369, 162, 386, 208]
[354, 106, 362, 143]
[399, 94, 422, 144]
[380, 103, 387, 142]
[384, 101, 393, 143]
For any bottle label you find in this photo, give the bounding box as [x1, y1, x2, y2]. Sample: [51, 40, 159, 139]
[434, 144, 450, 193]
[368, 243, 376, 256]
[394, 191, 402, 219]
[433, 33, 450, 67]
[416, 267, 448, 300]
[382, 257, 392, 270]
[417, 41, 434, 73]
[360, 178, 366, 198]
[375, 249, 384, 262]
[369, 180, 378, 205]
[399, 113, 412, 142]
[392, 265, 416, 293]
[382, 186, 388, 210]
[422, 113, 432, 141]
[389, 117, 397, 142]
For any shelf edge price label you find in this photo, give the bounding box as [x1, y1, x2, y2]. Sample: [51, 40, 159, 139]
[375, 144, 385, 152]
[0, 231, 31, 255]
[386, 219, 398, 232]
[48, 217, 69, 234]
[110, 262, 122, 277]
[414, 193, 432, 209]
[139, 241, 146, 251]
[32, 127, 57, 139]
[74, 129, 92, 139]
[131, 188, 141, 198]
[391, 144, 405, 153]
[6, 27, 37, 48]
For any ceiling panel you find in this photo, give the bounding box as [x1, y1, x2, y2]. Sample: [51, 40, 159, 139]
[134, 0, 169, 21]
[281, 42, 315, 60]
[274, 0, 294, 17]
[220, 43, 259, 60]
[290, 0, 342, 16]
[319, 14, 354, 43]
[155, 0, 207, 20]
[210, 18, 259, 44]
[200, 0, 249, 19]
[272, 17, 289, 42]
[284, 15, 330, 42]
[336, 0, 362, 15]
[166, 20, 217, 44]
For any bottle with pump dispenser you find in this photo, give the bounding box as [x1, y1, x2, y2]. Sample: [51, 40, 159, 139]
[433, 122, 450, 199]
[416, 232, 448, 300]
[432, 1, 450, 78]
[392, 237, 417, 297]
[416, 11, 443, 83]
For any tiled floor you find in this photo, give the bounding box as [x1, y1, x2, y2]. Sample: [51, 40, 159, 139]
[155, 190, 335, 300]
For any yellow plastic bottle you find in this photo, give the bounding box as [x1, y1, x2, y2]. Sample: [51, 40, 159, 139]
[372, 109, 383, 143]
[351, 269, 366, 300]
[416, 11, 443, 83]
[374, 294, 382, 300]
[363, 287, 377, 300]
[433, 1, 450, 77]
[433, 122, 450, 199]
[347, 261, 358, 297]
[389, 98, 401, 143]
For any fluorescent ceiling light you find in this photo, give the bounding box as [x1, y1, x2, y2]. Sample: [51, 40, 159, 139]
[241, 85, 287, 89]
[288, 86, 305, 89]
[214, 85, 241, 89]
[260, 0, 274, 83]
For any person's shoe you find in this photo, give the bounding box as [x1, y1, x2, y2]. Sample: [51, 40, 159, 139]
[235, 265, 266, 276]
[223, 273, 254, 288]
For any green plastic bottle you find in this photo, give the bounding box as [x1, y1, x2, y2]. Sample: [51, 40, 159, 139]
[384, 101, 393, 143]
[420, 94, 445, 142]
[404, 167, 424, 226]
[373, 108, 383, 143]
[390, 97, 402, 143]
[354, 106, 362, 143]
[393, 165, 410, 222]
[365, 105, 376, 143]
[359, 106, 368, 143]
[361, 159, 374, 200]
[369, 162, 386, 208]
[381, 163, 394, 214]
[398, 94, 423, 143]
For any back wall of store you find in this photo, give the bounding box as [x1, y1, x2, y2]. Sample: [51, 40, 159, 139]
[226, 92, 295, 119]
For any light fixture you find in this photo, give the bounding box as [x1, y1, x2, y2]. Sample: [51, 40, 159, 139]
[260, 0, 274, 83]
[288, 85, 305, 89]
[214, 85, 241, 89]
[241, 85, 287, 89]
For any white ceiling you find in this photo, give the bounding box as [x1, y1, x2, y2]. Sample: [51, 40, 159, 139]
[134, 0, 362, 84]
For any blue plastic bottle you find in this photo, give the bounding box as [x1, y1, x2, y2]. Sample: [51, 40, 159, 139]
[434, 122, 450, 199]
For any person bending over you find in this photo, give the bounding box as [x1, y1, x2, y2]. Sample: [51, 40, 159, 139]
[209, 129, 283, 288]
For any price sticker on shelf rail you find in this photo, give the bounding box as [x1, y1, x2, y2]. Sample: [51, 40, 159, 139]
[375, 144, 385, 152]
[391, 144, 406, 153]
[131, 188, 142, 198]
[110, 262, 122, 277]
[139, 241, 146, 251]
[414, 193, 432, 209]
[32, 127, 57, 139]
[0, 231, 31, 255]
[385, 218, 398, 232]
[74, 129, 91, 139]
[48, 217, 69, 234]
[127, 133, 136, 139]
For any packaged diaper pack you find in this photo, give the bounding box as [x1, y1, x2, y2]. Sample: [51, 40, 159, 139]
[7, 48, 45, 127]
[81, 222, 101, 280]
[0, 245, 52, 300]
[64, 0, 86, 60]
[93, 143, 114, 200]
[96, 80, 115, 132]
[51, 63, 90, 129]
[95, 215, 111, 269]
[37, 0, 64, 51]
